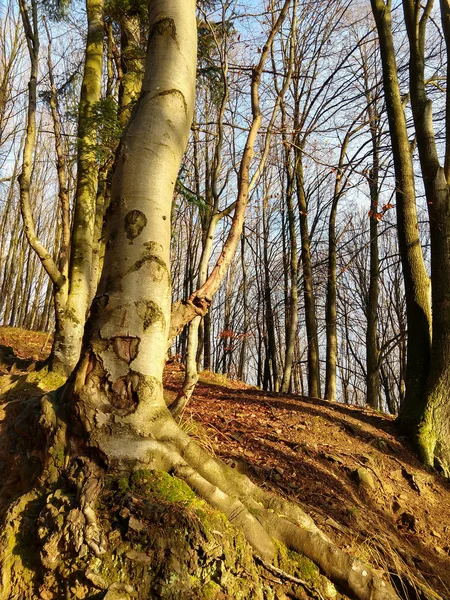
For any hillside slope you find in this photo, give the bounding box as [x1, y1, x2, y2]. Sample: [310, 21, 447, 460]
[1, 327, 449, 599]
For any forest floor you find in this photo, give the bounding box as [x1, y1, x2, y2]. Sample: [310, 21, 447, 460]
[1, 326, 450, 599]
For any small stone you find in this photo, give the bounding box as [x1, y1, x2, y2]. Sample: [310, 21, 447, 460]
[354, 468, 375, 490]
[323, 453, 344, 465]
[434, 546, 447, 557]
[85, 569, 109, 590]
[95, 411, 110, 427]
[128, 516, 146, 532]
[431, 530, 441, 538]
[126, 549, 152, 564]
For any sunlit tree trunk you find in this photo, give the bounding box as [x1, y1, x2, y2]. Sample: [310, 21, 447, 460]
[325, 131, 352, 403]
[52, 0, 104, 375]
[73, 0, 197, 460]
[366, 180, 381, 410]
[371, 0, 432, 429]
[263, 191, 279, 392]
[238, 234, 249, 380]
[119, 10, 144, 127]
[296, 152, 321, 398]
[401, 0, 450, 474]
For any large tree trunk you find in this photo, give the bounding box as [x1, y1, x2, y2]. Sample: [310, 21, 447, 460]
[74, 0, 197, 461]
[370, 0, 432, 431]
[401, 0, 450, 474]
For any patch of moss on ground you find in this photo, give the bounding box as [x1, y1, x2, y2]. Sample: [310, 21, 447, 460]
[25, 367, 66, 392]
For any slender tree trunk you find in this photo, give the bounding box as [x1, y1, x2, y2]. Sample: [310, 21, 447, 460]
[52, 0, 105, 375]
[366, 183, 381, 410]
[119, 11, 144, 127]
[263, 193, 279, 392]
[296, 152, 321, 397]
[325, 131, 352, 402]
[238, 234, 248, 381]
[281, 164, 298, 393]
[325, 192, 338, 403]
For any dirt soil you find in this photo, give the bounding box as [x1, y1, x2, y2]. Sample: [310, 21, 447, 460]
[1, 327, 450, 599]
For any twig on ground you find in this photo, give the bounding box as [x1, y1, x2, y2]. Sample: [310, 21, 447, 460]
[255, 555, 325, 600]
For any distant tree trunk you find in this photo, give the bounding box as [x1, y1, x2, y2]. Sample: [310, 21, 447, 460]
[263, 192, 279, 392]
[280, 123, 298, 393]
[296, 152, 321, 398]
[203, 311, 212, 370]
[325, 131, 352, 402]
[366, 186, 381, 411]
[238, 234, 249, 380]
[364, 67, 382, 411]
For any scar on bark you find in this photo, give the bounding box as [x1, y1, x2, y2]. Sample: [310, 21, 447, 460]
[149, 17, 179, 49]
[112, 336, 140, 364]
[124, 210, 147, 241]
[136, 300, 166, 331]
[154, 89, 188, 115]
[127, 242, 168, 277]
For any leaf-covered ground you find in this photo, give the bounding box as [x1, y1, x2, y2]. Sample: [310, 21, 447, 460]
[1, 327, 450, 599]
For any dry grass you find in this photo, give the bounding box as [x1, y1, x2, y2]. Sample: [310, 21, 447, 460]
[179, 413, 218, 456]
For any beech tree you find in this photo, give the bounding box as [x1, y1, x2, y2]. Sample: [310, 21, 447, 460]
[371, 0, 450, 474]
[18, 0, 105, 376]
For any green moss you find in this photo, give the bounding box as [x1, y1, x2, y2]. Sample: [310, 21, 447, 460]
[26, 366, 66, 392]
[117, 477, 130, 491]
[0, 491, 44, 597]
[275, 541, 319, 582]
[131, 470, 197, 505]
[274, 540, 337, 598]
[201, 580, 222, 598]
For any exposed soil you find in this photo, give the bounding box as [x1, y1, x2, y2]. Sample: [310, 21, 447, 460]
[1, 327, 450, 600]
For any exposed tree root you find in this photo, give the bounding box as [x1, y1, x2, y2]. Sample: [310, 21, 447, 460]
[162, 428, 400, 600]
